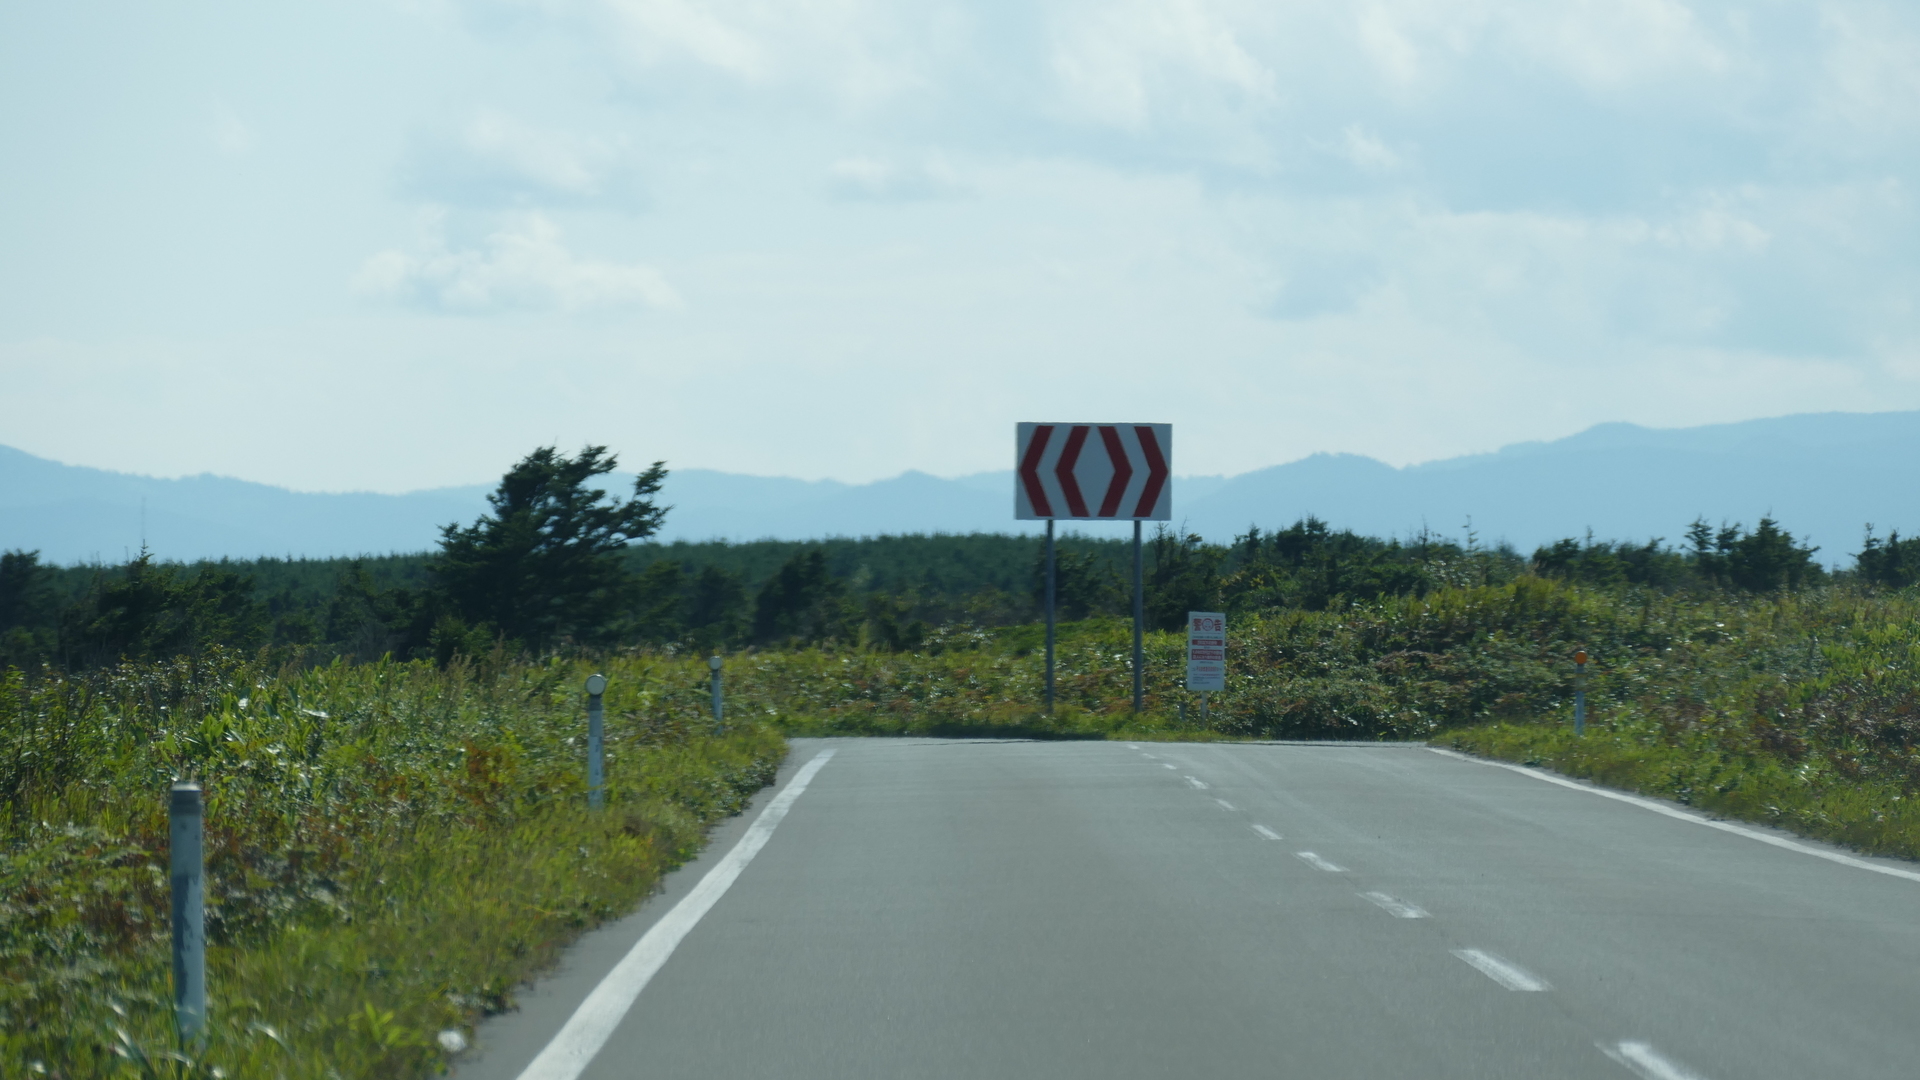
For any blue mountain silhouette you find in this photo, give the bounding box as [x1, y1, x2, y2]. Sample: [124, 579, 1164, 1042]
[3, 411, 1914, 564]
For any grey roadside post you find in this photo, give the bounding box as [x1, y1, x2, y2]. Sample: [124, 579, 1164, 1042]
[1573, 650, 1588, 736]
[709, 656, 724, 730]
[169, 782, 206, 1042]
[585, 673, 607, 810]
[1132, 519, 1144, 714]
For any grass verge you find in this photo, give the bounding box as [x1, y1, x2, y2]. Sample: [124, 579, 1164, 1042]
[1443, 720, 1920, 862]
[3, 653, 783, 1079]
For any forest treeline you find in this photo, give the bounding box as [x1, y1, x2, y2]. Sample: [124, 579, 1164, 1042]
[3, 444, 1915, 672]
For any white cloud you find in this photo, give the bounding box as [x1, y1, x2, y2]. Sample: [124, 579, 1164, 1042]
[353, 214, 681, 313]
[1046, 0, 1276, 130]
[579, 0, 938, 106]
[401, 112, 646, 207]
[1651, 207, 1770, 254]
[209, 101, 253, 156]
[1499, 0, 1729, 90]
[1814, 5, 1920, 142]
[1339, 125, 1404, 173]
[827, 155, 968, 201]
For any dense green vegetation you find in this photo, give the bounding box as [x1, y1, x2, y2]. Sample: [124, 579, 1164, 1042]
[3, 651, 781, 1078]
[13, 442, 1920, 1078]
[0, 458, 1846, 673]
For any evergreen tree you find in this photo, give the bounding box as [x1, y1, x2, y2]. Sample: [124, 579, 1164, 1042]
[1856, 528, 1920, 588]
[433, 446, 668, 651]
[1029, 546, 1125, 620]
[62, 550, 267, 666]
[1145, 527, 1224, 630]
[0, 550, 57, 668]
[1687, 517, 1823, 591]
[686, 565, 747, 651]
[632, 560, 688, 643]
[752, 550, 851, 645]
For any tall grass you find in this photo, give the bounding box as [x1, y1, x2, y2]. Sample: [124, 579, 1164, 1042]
[711, 579, 1920, 863]
[2, 651, 782, 1078]
[1444, 587, 1920, 860]
[699, 579, 1669, 741]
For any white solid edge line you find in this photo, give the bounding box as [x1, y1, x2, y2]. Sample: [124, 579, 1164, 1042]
[1359, 891, 1429, 918]
[1428, 747, 1920, 885]
[1214, 798, 1237, 811]
[1451, 948, 1550, 991]
[514, 749, 837, 1080]
[1251, 824, 1282, 840]
[1295, 851, 1345, 872]
[1602, 1040, 1711, 1080]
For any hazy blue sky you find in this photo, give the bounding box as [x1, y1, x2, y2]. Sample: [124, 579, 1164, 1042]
[3, 1, 1917, 492]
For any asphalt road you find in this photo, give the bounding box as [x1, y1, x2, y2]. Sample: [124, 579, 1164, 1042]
[455, 738, 1920, 1080]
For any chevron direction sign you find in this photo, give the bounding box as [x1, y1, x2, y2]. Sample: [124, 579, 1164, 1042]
[1015, 423, 1172, 521]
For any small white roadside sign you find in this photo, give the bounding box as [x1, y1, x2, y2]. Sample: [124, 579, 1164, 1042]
[1186, 611, 1226, 692]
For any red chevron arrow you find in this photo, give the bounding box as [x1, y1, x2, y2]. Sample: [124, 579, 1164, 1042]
[1096, 425, 1133, 516]
[1055, 425, 1091, 517]
[1019, 425, 1054, 517]
[1133, 425, 1168, 517]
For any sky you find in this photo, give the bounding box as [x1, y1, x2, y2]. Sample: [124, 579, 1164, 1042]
[2, 0, 1917, 494]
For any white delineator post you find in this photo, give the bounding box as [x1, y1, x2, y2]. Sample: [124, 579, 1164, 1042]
[170, 782, 206, 1041]
[585, 674, 607, 809]
[709, 656, 724, 730]
[1186, 611, 1226, 724]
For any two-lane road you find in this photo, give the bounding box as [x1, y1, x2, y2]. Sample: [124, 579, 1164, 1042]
[457, 739, 1920, 1079]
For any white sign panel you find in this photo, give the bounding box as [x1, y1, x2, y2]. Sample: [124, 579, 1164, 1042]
[1015, 423, 1172, 521]
[1186, 611, 1226, 692]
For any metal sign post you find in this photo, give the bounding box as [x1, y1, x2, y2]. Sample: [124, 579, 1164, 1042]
[1044, 519, 1056, 714]
[1573, 650, 1588, 736]
[1015, 423, 1172, 717]
[1132, 521, 1144, 713]
[1186, 612, 1226, 724]
[170, 782, 206, 1041]
[585, 674, 607, 809]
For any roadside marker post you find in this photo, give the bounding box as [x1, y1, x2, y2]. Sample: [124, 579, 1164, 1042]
[1186, 612, 1226, 723]
[1573, 650, 1588, 736]
[585, 674, 607, 809]
[1015, 423, 1172, 716]
[709, 656, 724, 730]
[169, 782, 206, 1042]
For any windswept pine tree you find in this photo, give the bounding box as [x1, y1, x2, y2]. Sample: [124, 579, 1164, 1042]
[432, 446, 668, 651]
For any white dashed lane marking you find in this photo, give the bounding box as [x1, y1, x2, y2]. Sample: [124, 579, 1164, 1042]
[1251, 824, 1283, 840]
[1601, 1041, 1712, 1080]
[1294, 852, 1346, 872]
[1451, 949, 1550, 992]
[1358, 892, 1428, 918]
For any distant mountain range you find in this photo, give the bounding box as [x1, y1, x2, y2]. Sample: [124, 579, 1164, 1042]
[5, 411, 1918, 565]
